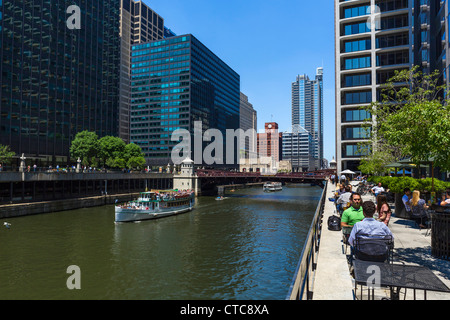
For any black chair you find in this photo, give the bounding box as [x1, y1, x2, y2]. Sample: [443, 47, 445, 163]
[353, 233, 394, 264]
[424, 210, 434, 237]
[342, 226, 353, 255]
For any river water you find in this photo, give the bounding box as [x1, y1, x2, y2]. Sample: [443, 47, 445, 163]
[0, 184, 322, 300]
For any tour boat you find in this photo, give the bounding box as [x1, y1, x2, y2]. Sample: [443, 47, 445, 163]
[263, 182, 283, 192]
[115, 190, 195, 223]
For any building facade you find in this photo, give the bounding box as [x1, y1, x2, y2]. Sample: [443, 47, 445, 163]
[335, 0, 414, 173]
[257, 122, 281, 163]
[130, 34, 240, 167]
[335, 0, 450, 173]
[239, 92, 257, 159]
[0, 0, 120, 165]
[282, 129, 318, 172]
[291, 67, 324, 166]
[120, 0, 165, 143]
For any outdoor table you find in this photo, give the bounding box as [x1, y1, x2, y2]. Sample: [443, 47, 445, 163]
[353, 260, 450, 300]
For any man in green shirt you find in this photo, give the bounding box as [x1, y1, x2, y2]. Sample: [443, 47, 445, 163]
[341, 192, 364, 227]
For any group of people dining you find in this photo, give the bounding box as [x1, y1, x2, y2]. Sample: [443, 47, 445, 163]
[402, 188, 450, 228]
[334, 183, 391, 227]
[333, 180, 450, 266]
[337, 185, 450, 240]
[335, 189, 393, 250]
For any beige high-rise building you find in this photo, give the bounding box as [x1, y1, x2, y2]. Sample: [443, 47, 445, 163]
[239, 93, 257, 158]
[335, 0, 413, 173]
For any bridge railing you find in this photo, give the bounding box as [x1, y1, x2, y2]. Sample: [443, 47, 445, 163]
[196, 169, 329, 179]
[286, 180, 327, 300]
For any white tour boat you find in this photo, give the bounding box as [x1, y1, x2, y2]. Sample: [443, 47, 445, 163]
[115, 190, 195, 223]
[263, 182, 283, 192]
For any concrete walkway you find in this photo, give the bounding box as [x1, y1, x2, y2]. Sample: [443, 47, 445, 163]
[313, 180, 450, 300]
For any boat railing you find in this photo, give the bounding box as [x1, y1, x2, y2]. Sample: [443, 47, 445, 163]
[286, 181, 327, 300]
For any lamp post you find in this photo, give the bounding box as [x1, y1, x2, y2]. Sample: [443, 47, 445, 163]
[19, 153, 26, 172]
[76, 158, 81, 173]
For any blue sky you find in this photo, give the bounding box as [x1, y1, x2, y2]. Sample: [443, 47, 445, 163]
[143, 0, 336, 162]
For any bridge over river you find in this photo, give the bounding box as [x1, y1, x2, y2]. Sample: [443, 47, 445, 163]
[0, 169, 333, 217]
[195, 169, 331, 195]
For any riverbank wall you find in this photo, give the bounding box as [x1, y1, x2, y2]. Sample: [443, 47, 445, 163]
[0, 193, 140, 219]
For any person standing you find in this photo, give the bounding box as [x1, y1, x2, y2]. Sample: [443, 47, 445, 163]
[371, 183, 385, 198]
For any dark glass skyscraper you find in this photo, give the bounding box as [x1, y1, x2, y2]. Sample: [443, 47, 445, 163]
[0, 0, 120, 164]
[119, 0, 165, 144]
[130, 34, 240, 166]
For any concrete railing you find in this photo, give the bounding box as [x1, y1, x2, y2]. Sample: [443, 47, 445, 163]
[0, 171, 173, 182]
[286, 181, 327, 300]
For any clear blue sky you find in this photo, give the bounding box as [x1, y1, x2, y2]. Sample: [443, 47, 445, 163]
[143, 0, 336, 163]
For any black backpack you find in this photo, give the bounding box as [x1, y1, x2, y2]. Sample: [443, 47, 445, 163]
[328, 215, 341, 231]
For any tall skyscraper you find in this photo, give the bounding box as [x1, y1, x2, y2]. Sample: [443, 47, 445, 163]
[120, 0, 165, 143]
[335, 0, 413, 173]
[291, 67, 324, 167]
[130, 34, 240, 166]
[239, 92, 257, 158]
[0, 0, 120, 165]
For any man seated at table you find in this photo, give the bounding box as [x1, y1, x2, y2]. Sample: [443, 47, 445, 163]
[402, 188, 412, 213]
[348, 201, 394, 247]
[341, 192, 364, 228]
[440, 190, 450, 207]
[336, 185, 352, 215]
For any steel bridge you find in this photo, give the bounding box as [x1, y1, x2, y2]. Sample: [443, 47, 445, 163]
[196, 169, 333, 195]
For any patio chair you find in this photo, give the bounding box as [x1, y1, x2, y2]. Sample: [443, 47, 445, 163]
[353, 233, 394, 264]
[424, 210, 434, 237]
[342, 226, 353, 255]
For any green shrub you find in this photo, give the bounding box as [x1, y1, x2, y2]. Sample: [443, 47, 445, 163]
[367, 176, 447, 193]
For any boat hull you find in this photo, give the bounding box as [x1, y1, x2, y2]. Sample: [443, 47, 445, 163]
[115, 205, 193, 223]
[263, 182, 282, 192]
[263, 187, 282, 192]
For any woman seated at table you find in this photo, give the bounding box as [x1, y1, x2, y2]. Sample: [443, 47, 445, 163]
[410, 190, 429, 229]
[376, 194, 391, 226]
[440, 190, 450, 207]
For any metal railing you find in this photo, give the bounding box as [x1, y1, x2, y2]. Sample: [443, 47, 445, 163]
[286, 181, 327, 300]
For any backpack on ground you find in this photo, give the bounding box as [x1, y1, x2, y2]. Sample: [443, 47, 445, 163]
[328, 215, 341, 231]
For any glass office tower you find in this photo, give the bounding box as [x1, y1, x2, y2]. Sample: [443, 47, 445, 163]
[130, 34, 240, 167]
[291, 67, 324, 167]
[120, 0, 165, 143]
[0, 0, 120, 165]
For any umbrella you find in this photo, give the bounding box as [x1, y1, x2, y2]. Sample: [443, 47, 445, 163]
[340, 169, 356, 175]
[397, 158, 428, 167]
[385, 162, 409, 168]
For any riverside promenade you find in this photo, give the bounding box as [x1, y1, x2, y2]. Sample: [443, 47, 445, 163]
[313, 180, 450, 300]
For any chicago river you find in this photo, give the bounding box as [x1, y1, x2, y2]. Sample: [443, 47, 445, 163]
[0, 184, 322, 300]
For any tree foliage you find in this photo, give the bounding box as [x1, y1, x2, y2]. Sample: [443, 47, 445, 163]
[69, 132, 146, 169]
[98, 136, 126, 168]
[0, 144, 16, 165]
[69, 131, 99, 166]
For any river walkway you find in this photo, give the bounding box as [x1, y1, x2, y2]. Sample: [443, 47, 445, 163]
[313, 180, 450, 300]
